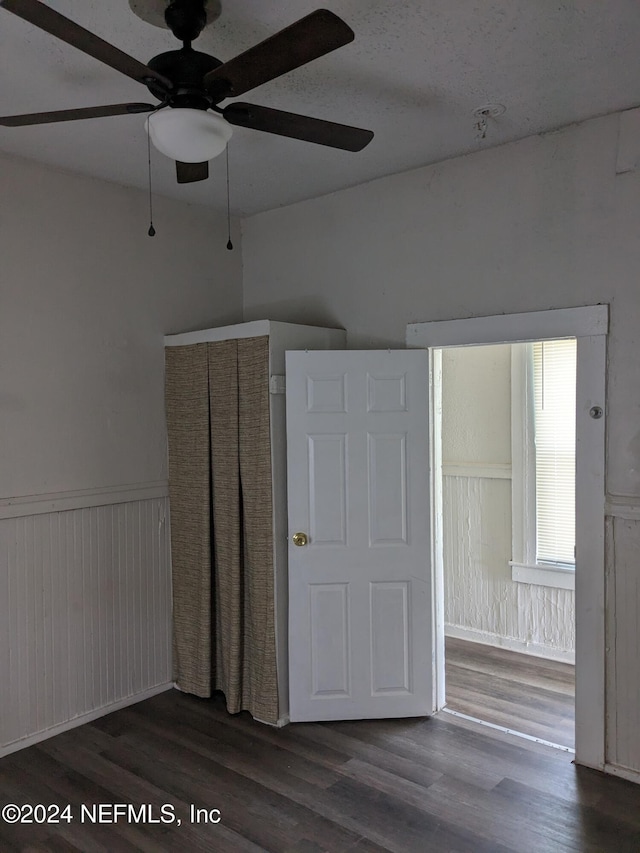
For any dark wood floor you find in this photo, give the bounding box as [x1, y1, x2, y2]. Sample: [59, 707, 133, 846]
[445, 637, 575, 748]
[2, 686, 640, 852]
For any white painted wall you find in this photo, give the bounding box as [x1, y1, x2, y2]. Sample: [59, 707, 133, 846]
[241, 110, 640, 774]
[442, 345, 511, 468]
[0, 152, 243, 751]
[441, 344, 575, 661]
[0, 153, 242, 499]
[242, 112, 639, 499]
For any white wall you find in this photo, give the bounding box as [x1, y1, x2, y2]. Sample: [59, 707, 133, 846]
[441, 345, 575, 660]
[242, 112, 639, 499]
[0, 153, 243, 752]
[242, 110, 640, 775]
[442, 345, 511, 468]
[0, 154, 242, 498]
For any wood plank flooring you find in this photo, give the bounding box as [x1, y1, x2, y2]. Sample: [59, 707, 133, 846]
[445, 637, 575, 748]
[2, 686, 639, 852]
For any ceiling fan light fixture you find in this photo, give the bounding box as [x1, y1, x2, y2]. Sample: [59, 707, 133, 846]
[145, 107, 232, 162]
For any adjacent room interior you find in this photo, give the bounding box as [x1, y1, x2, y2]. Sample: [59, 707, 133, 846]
[439, 341, 576, 751]
[2, 1, 640, 850]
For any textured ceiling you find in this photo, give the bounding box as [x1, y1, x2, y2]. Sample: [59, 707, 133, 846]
[1, 1, 640, 216]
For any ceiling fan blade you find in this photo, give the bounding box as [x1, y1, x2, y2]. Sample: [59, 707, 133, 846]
[203, 9, 354, 99]
[223, 102, 374, 152]
[0, 0, 172, 91]
[0, 102, 155, 126]
[176, 161, 209, 183]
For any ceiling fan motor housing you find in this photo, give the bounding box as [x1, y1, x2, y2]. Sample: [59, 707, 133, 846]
[146, 48, 222, 107]
[143, 0, 226, 108]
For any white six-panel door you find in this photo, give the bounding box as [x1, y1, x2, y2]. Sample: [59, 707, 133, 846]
[286, 350, 433, 722]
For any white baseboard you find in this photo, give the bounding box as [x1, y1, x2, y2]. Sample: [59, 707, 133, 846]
[445, 624, 575, 664]
[0, 683, 173, 759]
[604, 763, 640, 785]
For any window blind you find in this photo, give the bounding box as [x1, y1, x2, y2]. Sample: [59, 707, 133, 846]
[533, 339, 576, 565]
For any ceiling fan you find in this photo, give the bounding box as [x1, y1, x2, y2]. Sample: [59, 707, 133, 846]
[0, 0, 374, 183]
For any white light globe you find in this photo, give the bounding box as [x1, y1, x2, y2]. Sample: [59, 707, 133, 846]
[145, 108, 232, 163]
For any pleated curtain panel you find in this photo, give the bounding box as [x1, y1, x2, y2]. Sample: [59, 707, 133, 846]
[165, 335, 279, 724]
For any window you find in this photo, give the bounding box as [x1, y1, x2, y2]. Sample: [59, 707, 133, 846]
[510, 338, 577, 590]
[533, 340, 576, 565]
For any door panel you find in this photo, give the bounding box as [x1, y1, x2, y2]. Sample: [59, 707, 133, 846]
[309, 583, 350, 697]
[370, 581, 411, 694]
[308, 434, 347, 545]
[286, 350, 432, 722]
[307, 374, 347, 412]
[368, 432, 408, 545]
[367, 373, 407, 412]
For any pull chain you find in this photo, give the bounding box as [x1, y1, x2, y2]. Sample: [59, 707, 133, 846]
[147, 130, 155, 237]
[226, 145, 233, 250]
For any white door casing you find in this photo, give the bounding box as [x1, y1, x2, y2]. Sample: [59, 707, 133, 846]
[407, 305, 608, 772]
[286, 350, 433, 722]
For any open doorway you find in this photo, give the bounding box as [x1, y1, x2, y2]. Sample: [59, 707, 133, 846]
[407, 305, 607, 771]
[439, 340, 576, 750]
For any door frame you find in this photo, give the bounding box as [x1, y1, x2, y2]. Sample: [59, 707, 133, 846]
[407, 305, 608, 771]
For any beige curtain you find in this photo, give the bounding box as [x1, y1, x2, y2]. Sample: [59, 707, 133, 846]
[165, 335, 278, 724]
[165, 344, 213, 698]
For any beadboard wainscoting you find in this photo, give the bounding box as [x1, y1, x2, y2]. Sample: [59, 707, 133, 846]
[606, 507, 640, 779]
[0, 489, 172, 756]
[443, 468, 576, 662]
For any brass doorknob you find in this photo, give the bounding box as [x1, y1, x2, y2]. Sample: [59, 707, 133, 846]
[292, 532, 308, 546]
